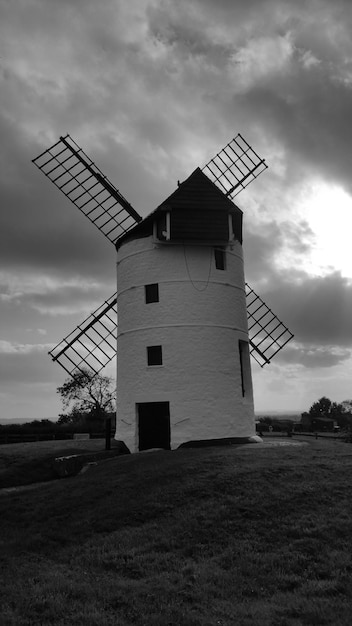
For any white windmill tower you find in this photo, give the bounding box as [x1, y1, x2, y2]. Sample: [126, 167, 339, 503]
[33, 133, 293, 452]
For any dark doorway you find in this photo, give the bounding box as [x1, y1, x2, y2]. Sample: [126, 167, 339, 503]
[138, 402, 170, 451]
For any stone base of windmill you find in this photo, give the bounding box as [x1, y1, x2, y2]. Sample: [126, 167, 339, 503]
[178, 435, 262, 448]
[117, 426, 263, 453]
[117, 402, 264, 452]
[121, 434, 263, 453]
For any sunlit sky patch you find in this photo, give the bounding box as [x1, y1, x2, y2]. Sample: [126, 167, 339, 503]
[302, 184, 352, 279]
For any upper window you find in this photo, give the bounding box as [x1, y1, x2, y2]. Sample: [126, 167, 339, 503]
[214, 248, 226, 270]
[145, 283, 159, 303]
[147, 345, 163, 366]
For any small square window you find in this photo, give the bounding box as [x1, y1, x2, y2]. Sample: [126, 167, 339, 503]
[147, 345, 163, 366]
[145, 283, 159, 303]
[214, 248, 226, 270]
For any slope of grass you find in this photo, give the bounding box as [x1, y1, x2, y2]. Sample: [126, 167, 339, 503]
[1, 439, 352, 625]
[0, 439, 123, 488]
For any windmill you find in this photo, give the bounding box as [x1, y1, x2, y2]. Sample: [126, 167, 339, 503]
[33, 133, 293, 451]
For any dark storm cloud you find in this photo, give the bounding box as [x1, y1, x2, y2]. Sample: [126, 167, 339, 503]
[234, 13, 352, 196]
[236, 73, 352, 193]
[147, 0, 352, 196]
[0, 0, 172, 292]
[258, 270, 352, 348]
[0, 277, 114, 317]
[243, 218, 315, 278]
[0, 117, 118, 292]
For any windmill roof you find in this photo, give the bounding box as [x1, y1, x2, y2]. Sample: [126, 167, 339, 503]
[115, 167, 242, 249]
[157, 167, 241, 212]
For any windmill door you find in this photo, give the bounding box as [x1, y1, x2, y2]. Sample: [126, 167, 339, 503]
[137, 402, 171, 451]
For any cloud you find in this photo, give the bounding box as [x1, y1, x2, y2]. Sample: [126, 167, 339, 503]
[275, 342, 351, 368]
[0, 340, 53, 355]
[0, 272, 114, 316]
[25, 328, 47, 336]
[243, 218, 315, 280]
[147, 0, 352, 197]
[230, 33, 295, 91]
[255, 270, 352, 349]
[236, 73, 352, 192]
[0, 341, 58, 386]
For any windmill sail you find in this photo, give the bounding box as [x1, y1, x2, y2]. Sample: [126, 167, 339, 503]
[49, 294, 117, 377]
[202, 133, 267, 198]
[32, 135, 142, 244]
[246, 283, 294, 367]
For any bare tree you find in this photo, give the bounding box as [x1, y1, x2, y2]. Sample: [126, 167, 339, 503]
[57, 368, 116, 422]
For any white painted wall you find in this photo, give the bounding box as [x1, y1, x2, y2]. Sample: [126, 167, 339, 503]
[115, 234, 255, 451]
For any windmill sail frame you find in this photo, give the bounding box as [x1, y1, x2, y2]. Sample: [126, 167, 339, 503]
[246, 283, 294, 367]
[32, 134, 141, 244]
[49, 293, 117, 377]
[202, 133, 268, 199]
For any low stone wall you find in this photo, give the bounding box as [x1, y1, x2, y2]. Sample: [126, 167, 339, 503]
[52, 441, 130, 478]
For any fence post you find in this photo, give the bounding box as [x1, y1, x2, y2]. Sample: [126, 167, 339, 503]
[105, 417, 111, 450]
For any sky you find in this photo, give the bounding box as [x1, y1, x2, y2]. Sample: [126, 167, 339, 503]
[1, 0, 352, 421]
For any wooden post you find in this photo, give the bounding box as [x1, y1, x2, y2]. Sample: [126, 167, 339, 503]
[105, 417, 111, 450]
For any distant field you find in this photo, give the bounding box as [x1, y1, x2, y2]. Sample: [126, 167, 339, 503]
[1, 438, 352, 625]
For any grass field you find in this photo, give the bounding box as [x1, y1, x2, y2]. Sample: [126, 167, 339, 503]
[1, 438, 352, 625]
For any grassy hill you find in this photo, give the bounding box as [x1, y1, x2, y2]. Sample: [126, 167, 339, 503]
[1, 439, 352, 625]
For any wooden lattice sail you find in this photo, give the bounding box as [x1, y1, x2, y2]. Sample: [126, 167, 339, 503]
[202, 133, 268, 199]
[246, 283, 294, 366]
[32, 135, 141, 244]
[49, 294, 117, 377]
